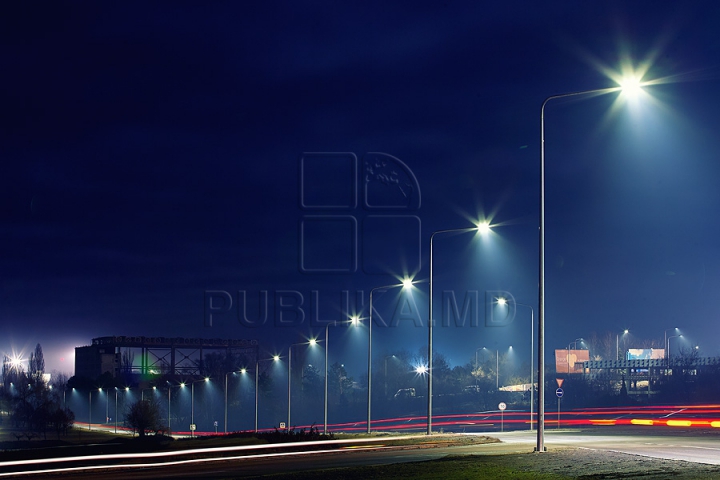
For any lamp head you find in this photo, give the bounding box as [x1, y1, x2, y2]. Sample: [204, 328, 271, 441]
[402, 278, 413, 290]
[477, 221, 491, 235]
[619, 76, 643, 97]
[273, 355, 280, 362]
[497, 297, 507, 306]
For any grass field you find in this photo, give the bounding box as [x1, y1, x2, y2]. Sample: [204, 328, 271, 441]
[247, 455, 570, 480]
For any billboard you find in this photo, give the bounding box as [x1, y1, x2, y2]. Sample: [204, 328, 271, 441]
[555, 349, 590, 374]
[627, 348, 664, 360]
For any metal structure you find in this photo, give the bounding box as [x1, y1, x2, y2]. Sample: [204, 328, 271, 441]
[75, 336, 259, 379]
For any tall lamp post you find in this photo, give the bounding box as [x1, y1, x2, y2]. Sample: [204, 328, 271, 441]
[384, 355, 397, 397]
[254, 355, 280, 433]
[114, 388, 118, 433]
[664, 327, 678, 365]
[428, 223, 489, 435]
[324, 316, 360, 434]
[616, 329, 629, 361]
[190, 378, 209, 438]
[520, 304, 535, 430]
[473, 347, 486, 386]
[369, 279, 415, 434]
[288, 339, 318, 430]
[538, 77, 643, 451]
[667, 334, 682, 366]
[224, 369, 247, 434]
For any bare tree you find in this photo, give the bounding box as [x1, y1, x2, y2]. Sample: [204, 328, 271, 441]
[126, 398, 165, 437]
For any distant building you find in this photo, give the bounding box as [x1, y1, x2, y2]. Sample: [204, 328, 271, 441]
[74, 336, 258, 380]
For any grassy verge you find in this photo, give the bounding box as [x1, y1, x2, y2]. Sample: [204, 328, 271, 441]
[249, 455, 571, 480]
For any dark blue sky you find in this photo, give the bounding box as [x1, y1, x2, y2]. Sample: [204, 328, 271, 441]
[2, 2, 720, 376]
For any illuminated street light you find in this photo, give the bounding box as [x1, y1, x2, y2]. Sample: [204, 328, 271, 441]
[166, 382, 183, 435]
[616, 329, 630, 361]
[324, 315, 360, 434]
[253, 355, 280, 433]
[190, 378, 209, 438]
[415, 365, 428, 374]
[141, 386, 157, 402]
[538, 76, 645, 452]
[224, 369, 248, 434]
[369, 279, 416, 433]
[429, 222, 491, 434]
[667, 334, 683, 365]
[519, 303, 535, 430]
[664, 327, 679, 365]
[384, 354, 397, 397]
[288, 339, 319, 430]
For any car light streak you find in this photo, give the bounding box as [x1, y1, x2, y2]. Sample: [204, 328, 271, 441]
[0, 435, 419, 471]
[0, 446, 395, 478]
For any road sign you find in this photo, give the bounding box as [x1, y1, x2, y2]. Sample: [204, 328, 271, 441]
[498, 402, 507, 411]
[556, 378, 564, 388]
[190, 424, 196, 431]
[556, 388, 564, 398]
[279, 422, 286, 429]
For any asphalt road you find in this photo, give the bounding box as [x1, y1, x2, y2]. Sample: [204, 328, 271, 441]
[4, 428, 720, 479]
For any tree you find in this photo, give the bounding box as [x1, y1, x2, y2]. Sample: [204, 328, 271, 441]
[126, 399, 165, 437]
[328, 362, 353, 403]
[28, 344, 45, 382]
[50, 407, 75, 439]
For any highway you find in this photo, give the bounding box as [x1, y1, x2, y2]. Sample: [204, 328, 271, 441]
[3, 427, 720, 479]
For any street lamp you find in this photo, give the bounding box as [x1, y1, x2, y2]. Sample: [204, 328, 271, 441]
[369, 279, 416, 434]
[616, 329, 629, 361]
[224, 369, 248, 434]
[473, 347, 486, 386]
[114, 387, 118, 433]
[324, 315, 360, 434]
[499, 297, 535, 431]
[429, 222, 490, 435]
[537, 77, 645, 452]
[253, 355, 280, 433]
[189, 377, 209, 438]
[288, 339, 318, 430]
[664, 327, 679, 365]
[166, 383, 182, 434]
[667, 334, 682, 366]
[141, 386, 157, 401]
[384, 354, 397, 397]
[565, 338, 584, 374]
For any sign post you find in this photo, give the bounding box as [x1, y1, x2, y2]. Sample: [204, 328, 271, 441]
[498, 402, 507, 432]
[555, 388, 564, 429]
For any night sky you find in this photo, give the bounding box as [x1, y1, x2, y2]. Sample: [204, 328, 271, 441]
[3, 2, 720, 378]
